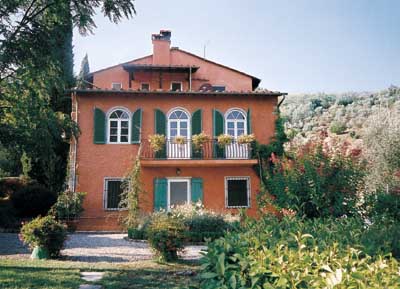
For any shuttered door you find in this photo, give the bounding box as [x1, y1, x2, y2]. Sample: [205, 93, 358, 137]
[106, 180, 123, 209]
[191, 109, 202, 158]
[154, 109, 166, 158]
[213, 109, 224, 158]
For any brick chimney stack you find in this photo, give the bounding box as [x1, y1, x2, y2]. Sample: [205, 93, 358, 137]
[152, 30, 171, 65]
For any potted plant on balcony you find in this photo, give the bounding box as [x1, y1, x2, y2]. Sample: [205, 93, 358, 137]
[173, 136, 186, 145]
[237, 133, 256, 144]
[148, 134, 166, 152]
[192, 132, 210, 151]
[217, 134, 233, 147]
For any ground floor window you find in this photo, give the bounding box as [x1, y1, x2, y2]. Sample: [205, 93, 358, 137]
[104, 178, 123, 210]
[168, 178, 191, 208]
[225, 177, 250, 208]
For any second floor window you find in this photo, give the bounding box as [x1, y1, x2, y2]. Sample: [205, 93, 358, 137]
[108, 109, 130, 143]
[168, 109, 189, 138]
[225, 109, 247, 138]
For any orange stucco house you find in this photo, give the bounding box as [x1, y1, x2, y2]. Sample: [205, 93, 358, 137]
[69, 30, 286, 231]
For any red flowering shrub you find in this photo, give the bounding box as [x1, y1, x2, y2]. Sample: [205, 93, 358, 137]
[260, 132, 365, 218]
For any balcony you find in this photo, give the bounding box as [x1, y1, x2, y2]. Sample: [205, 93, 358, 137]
[140, 138, 258, 167]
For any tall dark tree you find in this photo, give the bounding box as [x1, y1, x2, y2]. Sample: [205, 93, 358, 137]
[77, 54, 90, 88]
[0, 0, 136, 191]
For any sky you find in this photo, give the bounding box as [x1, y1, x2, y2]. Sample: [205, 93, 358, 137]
[73, 0, 400, 93]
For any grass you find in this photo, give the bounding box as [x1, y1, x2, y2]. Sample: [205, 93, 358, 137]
[0, 259, 200, 289]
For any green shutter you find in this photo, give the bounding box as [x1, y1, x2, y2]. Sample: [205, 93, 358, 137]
[131, 108, 142, 143]
[154, 109, 166, 135]
[191, 178, 203, 203]
[154, 178, 167, 211]
[191, 109, 202, 135]
[93, 107, 106, 144]
[213, 109, 224, 158]
[247, 108, 252, 134]
[192, 109, 203, 159]
[154, 109, 166, 158]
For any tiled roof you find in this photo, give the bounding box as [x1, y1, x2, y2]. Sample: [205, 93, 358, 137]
[71, 88, 287, 96]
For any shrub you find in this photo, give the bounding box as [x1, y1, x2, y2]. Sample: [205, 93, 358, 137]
[169, 203, 233, 243]
[199, 216, 400, 288]
[127, 215, 151, 240]
[20, 215, 67, 258]
[330, 121, 347, 134]
[50, 191, 86, 220]
[367, 192, 400, 222]
[261, 136, 365, 218]
[0, 177, 31, 199]
[11, 184, 57, 217]
[146, 211, 186, 261]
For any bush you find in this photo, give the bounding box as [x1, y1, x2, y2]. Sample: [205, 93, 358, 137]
[0, 177, 30, 199]
[146, 211, 186, 261]
[11, 184, 56, 217]
[20, 215, 67, 258]
[261, 136, 365, 218]
[50, 191, 86, 220]
[330, 121, 347, 134]
[367, 192, 400, 222]
[128, 203, 233, 243]
[199, 216, 400, 288]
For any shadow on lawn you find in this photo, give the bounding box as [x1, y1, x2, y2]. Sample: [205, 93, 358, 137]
[0, 265, 82, 289]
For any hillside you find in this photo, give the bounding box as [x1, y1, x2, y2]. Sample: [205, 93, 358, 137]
[280, 85, 400, 144]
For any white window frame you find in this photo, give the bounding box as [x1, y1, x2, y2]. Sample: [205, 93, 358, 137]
[167, 177, 191, 210]
[212, 85, 226, 92]
[225, 176, 251, 208]
[167, 107, 191, 140]
[170, 81, 183, 92]
[111, 82, 122, 89]
[104, 177, 125, 211]
[224, 108, 247, 138]
[140, 82, 150, 91]
[107, 107, 131, 144]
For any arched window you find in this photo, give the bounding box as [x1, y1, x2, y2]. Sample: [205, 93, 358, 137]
[168, 108, 190, 139]
[108, 109, 130, 143]
[225, 109, 247, 138]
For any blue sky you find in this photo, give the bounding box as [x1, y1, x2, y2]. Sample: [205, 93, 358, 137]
[73, 0, 400, 93]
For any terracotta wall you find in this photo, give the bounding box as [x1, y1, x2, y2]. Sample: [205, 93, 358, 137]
[74, 93, 277, 231]
[92, 49, 254, 92]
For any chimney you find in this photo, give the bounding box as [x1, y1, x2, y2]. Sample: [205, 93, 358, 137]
[152, 30, 171, 65]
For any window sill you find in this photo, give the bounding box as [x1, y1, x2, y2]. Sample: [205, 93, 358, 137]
[226, 206, 250, 209]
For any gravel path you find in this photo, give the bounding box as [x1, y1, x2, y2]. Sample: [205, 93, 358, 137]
[0, 233, 206, 263]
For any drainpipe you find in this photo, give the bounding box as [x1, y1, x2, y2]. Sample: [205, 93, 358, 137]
[277, 94, 286, 110]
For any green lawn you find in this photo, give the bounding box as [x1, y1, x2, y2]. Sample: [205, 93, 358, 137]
[0, 259, 200, 289]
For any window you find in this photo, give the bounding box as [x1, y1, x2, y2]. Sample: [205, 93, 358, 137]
[225, 109, 247, 138]
[140, 83, 150, 91]
[212, 85, 226, 92]
[111, 82, 122, 89]
[168, 178, 190, 209]
[168, 109, 190, 138]
[167, 108, 191, 158]
[104, 178, 123, 210]
[108, 108, 130, 143]
[171, 82, 182, 92]
[225, 177, 250, 208]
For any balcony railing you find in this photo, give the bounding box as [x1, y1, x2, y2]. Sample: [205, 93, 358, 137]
[141, 138, 254, 160]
